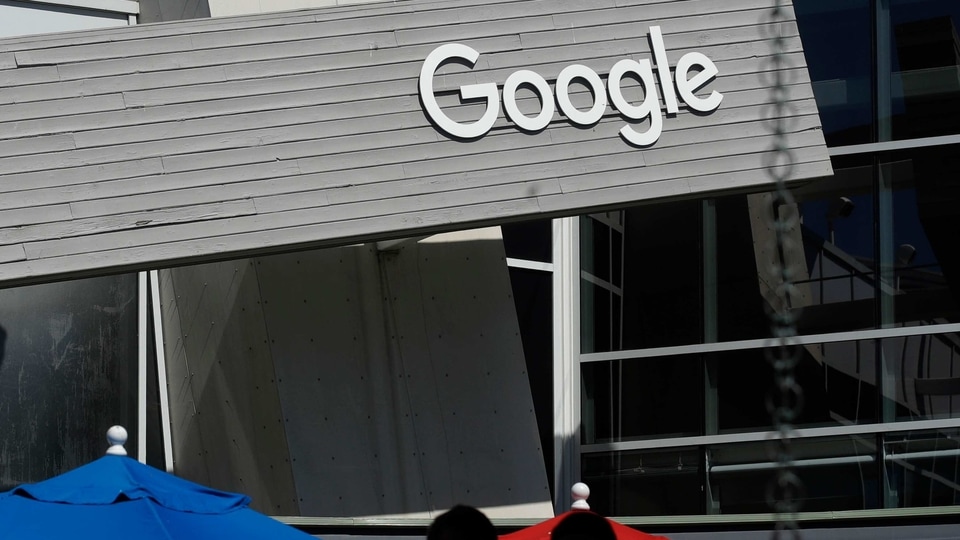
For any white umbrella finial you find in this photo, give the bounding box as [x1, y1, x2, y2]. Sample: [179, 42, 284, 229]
[106, 425, 128, 456]
[570, 482, 590, 510]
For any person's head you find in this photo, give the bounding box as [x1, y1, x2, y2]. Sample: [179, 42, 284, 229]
[551, 511, 616, 540]
[427, 505, 496, 540]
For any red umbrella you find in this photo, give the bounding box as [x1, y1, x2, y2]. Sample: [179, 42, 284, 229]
[498, 484, 669, 540]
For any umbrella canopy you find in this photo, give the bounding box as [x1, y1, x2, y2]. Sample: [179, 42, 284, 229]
[0, 428, 316, 539]
[499, 511, 668, 540]
[499, 484, 668, 540]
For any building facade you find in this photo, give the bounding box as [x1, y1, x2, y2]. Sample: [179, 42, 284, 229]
[0, 0, 958, 537]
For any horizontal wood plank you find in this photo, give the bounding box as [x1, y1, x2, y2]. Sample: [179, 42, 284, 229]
[0, 205, 72, 228]
[0, 93, 125, 123]
[0, 65, 59, 87]
[0, 0, 830, 286]
[0, 244, 26, 264]
[3, 200, 258, 246]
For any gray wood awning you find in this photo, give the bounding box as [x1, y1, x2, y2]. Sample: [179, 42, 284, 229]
[0, 0, 830, 286]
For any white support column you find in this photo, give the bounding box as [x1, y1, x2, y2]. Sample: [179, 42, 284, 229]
[553, 216, 581, 512]
[149, 270, 175, 472]
[137, 271, 148, 464]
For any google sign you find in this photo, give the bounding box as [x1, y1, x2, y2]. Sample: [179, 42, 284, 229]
[418, 26, 723, 146]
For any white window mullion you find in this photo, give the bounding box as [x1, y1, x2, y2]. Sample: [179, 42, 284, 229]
[553, 216, 581, 512]
[149, 270, 175, 472]
[137, 271, 148, 464]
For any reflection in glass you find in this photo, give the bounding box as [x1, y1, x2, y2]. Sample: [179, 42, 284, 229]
[791, 154, 878, 336]
[795, 0, 873, 146]
[888, 0, 960, 140]
[713, 193, 783, 343]
[882, 333, 960, 422]
[885, 429, 960, 507]
[619, 201, 701, 350]
[709, 436, 879, 513]
[717, 340, 879, 433]
[879, 145, 960, 327]
[581, 213, 626, 353]
[581, 356, 701, 444]
[583, 448, 701, 516]
[0, 275, 139, 489]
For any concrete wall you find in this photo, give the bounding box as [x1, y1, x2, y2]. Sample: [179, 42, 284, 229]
[159, 230, 552, 518]
[158, 258, 300, 514]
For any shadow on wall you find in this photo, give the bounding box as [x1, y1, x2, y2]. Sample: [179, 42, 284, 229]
[0, 324, 6, 366]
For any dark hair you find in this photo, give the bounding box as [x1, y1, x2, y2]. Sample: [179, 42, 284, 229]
[427, 505, 497, 540]
[551, 511, 616, 540]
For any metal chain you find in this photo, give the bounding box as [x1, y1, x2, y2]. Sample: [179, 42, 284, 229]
[762, 1, 804, 538]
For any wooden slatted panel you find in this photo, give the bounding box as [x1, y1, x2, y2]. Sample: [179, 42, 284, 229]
[0, 0, 831, 286]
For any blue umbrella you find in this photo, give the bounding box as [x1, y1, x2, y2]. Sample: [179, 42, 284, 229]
[0, 427, 317, 539]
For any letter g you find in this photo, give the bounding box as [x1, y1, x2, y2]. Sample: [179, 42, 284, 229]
[419, 44, 499, 139]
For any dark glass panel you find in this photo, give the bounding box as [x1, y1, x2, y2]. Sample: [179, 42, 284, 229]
[145, 298, 165, 471]
[580, 216, 611, 282]
[888, 0, 960, 140]
[580, 216, 613, 282]
[717, 154, 877, 342]
[581, 355, 701, 444]
[714, 194, 771, 342]
[793, 155, 878, 335]
[612, 229, 623, 289]
[880, 145, 960, 327]
[795, 0, 874, 146]
[0, 274, 139, 489]
[612, 294, 622, 351]
[581, 217, 597, 277]
[885, 429, 960, 507]
[882, 332, 960, 422]
[620, 200, 702, 349]
[582, 448, 702, 516]
[717, 339, 879, 433]
[581, 281, 612, 354]
[709, 436, 879, 513]
[501, 219, 552, 263]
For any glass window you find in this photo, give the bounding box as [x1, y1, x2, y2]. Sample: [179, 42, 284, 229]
[887, 0, 960, 140]
[885, 429, 960, 507]
[581, 212, 630, 353]
[584, 202, 702, 353]
[795, 0, 874, 146]
[0, 274, 139, 489]
[502, 219, 552, 263]
[716, 155, 877, 342]
[718, 338, 880, 433]
[713, 193, 775, 343]
[881, 332, 960, 422]
[878, 145, 960, 327]
[709, 436, 880, 513]
[581, 355, 702, 444]
[582, 448, 702, 516]
[790, 154, 878, 336]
